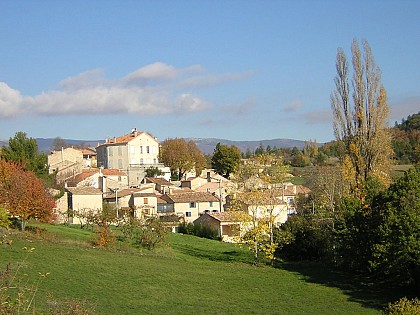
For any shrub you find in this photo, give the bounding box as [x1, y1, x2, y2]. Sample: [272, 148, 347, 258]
[178, 222, 220, 240]
[120, 217, 168, 250]
[194, 223, 220, 240]
[383, 297, 420, 315]
[276, 214, 334, 261]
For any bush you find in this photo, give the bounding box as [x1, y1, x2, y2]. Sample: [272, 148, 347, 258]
[383, 297, 420, 315]
[194, 223, 220, 240]
[120, 217, 167, 250]
[0, 206, 11, 229]
[178, 222, 220, 240]
[276, 214, 334, 261]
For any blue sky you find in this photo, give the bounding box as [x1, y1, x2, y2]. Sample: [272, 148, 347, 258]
[0, 0, 419, 143]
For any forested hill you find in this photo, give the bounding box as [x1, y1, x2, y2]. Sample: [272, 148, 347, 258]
[392, 112, 420, 164]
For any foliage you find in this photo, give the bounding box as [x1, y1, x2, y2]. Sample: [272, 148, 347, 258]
[383, 297, 420, 315]
[184, 222, 219, 240]
[1, 131, 50, 180]
[229, 154, 290, 264]
[0, 160, 55, 231]
[369, 167, 420, 289]
[290, 150, 310, 167]
[331, 39, 393, 200]
[211, 143, 242, 178]
[392, 112, 420, 165]
[94, 216, 116, 247]
[145, 166, 164, 178]
[178, 222, 220, 240]
[159, 138, 207, 180]
[276, 214, 334, 261]
[120, 217, 168, 250]
[0, 206, 11, 229]
[304, 166, 345, 216]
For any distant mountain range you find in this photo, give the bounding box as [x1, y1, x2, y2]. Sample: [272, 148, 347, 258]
[0, 137, 308, 155]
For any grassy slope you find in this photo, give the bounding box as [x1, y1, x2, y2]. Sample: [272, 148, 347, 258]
[1, 225, 387, 314]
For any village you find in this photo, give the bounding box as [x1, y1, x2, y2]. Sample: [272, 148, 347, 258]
[49, 128, 310, 242]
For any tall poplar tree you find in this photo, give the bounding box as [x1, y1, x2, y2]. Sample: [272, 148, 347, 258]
[331, 39, 393, 199]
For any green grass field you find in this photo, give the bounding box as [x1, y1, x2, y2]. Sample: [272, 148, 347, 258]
[0, 224, 397, 314]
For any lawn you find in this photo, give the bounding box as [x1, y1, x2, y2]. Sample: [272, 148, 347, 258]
[0, 224, 395, 314]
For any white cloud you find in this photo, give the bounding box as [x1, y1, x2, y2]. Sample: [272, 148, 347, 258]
[0, 62, 249, 118]
[221, 97, 256, 115]
[179, 71, 254, 89]
[283, 100, 302, 112]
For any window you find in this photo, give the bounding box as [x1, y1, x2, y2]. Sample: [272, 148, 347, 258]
[186, 212, 192, 217]
[118, 176, 121, 182]
[118, 159, 123, 169]
[144, 209, 150, 215]
[140, 158, 144, 164]
[118, 146, 122, 156]
[146, 146, 150, 154]
[212, 210, 218, 212]
[209, 201, 213, 207]
[109, 160, 113, 168]
[140, 146, 143, 154]
[153, 158, 156, 164]
[108, 147, 113, 156]
[189, 202, 196, 208]
[144, 198, 148, 204]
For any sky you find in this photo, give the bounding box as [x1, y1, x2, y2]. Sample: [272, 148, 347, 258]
[0, 0, 419, 143]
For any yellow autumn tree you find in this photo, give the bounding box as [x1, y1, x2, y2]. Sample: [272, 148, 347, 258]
[331, 39, 393, 200]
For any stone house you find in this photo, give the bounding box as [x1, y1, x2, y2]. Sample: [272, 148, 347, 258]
[96, 128, 170, 186]
[159, 191, 220, 223]
[66, 187, 103, 225]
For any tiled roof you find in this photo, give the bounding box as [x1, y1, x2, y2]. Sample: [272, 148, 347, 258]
[146, 177, 173, 186]
[207, 211, 250, 222]
[103, 187, 145, 199]
[66, 187, 102, 195]
[102, 169, 127, 176]
[81, 148, 96, 155]
[195, 182, 222, 192]
[68, 169, 126, 184]
[132, 192, 157, 198]
[98, 131, 156, 146]
[162, 192, 219, 203]
[157, 196, 168, 204]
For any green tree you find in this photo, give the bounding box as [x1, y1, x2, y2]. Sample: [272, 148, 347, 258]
[370, 167, 420, 289]
[211, 143, 241, 179]
[145, 166, 164, 178]
[331, 39, 393, 200]
[1, 132, 49, 179]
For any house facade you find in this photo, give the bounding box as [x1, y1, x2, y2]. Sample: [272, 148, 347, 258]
[96, 129, 170, 186]
[66, 187, 103, 225]
[194, 211, 250, 242]
[48, 147, 84, 183]
[160, 191, 220, 223]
